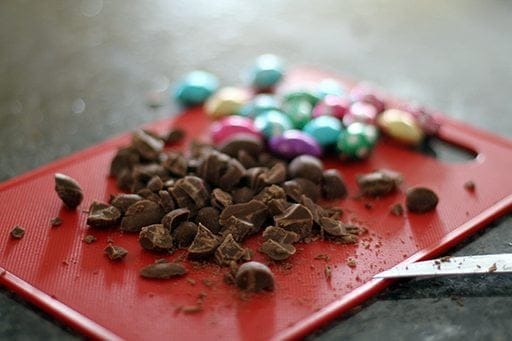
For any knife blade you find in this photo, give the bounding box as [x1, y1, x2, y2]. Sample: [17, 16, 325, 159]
[373, 254, 512, 279]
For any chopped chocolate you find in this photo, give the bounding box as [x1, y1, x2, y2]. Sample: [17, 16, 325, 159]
[231, 187, 255, 204]
[244, 167, 268, 191]
[137, 188, 161, 203]
[258, 152, 280, 168]
[219, 200, 268, 231]
[218, 134, 263, 158]
[174, 176, 210, 209]
[288, 155, 323, 184]
[162, 208, 190, 231]
[195, 207, 221, 234]
[283, 178, 321, 202]
[50, 217, 63, 227]
[54, 173, 84, 209]
[121, 199, 164, 232]
[218, 159, 245, 191]
[346, 257, 357, 268]
[211, 188, 233, 209]
[131, 129, 164, 161]
[86, 201, 121, 229]
[187, 223, 221, 260]
[322, 169, 348, 199]
[390, 203, 404, 216]
[110, 194, 143, 214]
[162, 152, 188, 177]
[139, 224, 174, 252]
[82, 235, 97, 244]
[267, 198, 292, 216]
[259, 162, 287, 185]
[139, 260, 187, 279]
[169, 186, 197, 214]
[104, 244, 128, 261]
[147, 176, 164, 192]
[220, 216, 254, 243]
[10, 225, 25, 239]
[254, 185, 286, 205]
[262, 226, 300, 244]
[357, 169, 402, 197]
[235, 261, 275, 292]
[131, 163, 167, 185]
[214, 234, 247, 266]
[322, 206, 344, 220]
[319, 217, 350, 237]
[274, 204, 313, 239]
[158, 190, 176, 213]
[197, 150, 229, 185]
[173, 221, 198, 248]
[163, 128, 186, 145]
[109, 146, 140, 178]
[116, 168, 134, 191]
[464, 180, 476, 192]
[300, 195, 323, 225]
[237, 150, 257, 168]
[259, 239, 296, 261]
[406, 187, 439, 213]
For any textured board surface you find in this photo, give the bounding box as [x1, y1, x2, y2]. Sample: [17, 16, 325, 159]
[1, 68, 512, 340]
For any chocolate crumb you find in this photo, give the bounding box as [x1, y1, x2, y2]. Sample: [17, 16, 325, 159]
[104, 244, 128, 261]
[314, 254, 330, 262]
[464, 181, 476, 192]
[139, 260, 187, 279]
[180, 305, 203, 314]
[324, 265, 332, 280]
[50, 217, 63, 227]
[390, 203, 404, 216]
[187, 278, 197, 286]
[346, 257, 356, 268]
[10, 225, 25, 239]
[83, 235, 97, 244]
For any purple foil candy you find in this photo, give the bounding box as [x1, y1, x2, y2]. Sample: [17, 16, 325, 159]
[268, 130, 322, 159]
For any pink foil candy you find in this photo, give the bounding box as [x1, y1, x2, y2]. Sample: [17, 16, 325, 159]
[311, 95, 350, 119]
[349, 84, 386, 113]
[210, 115, 262, 145]
[343, 101, 378, 126]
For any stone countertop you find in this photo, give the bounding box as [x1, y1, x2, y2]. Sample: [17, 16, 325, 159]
[1, 1, 512, 339]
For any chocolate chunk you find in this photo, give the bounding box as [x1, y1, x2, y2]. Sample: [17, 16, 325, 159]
[110, 194, 143, 215]
[10, 225, 25, 239]
[173, 221, 198, 248]
[139, 224, 174, 252]
[211, 188, 233, 210]
[283, 178, 320, 202]
[322, 169, 348, 199]
[158, 190, 176, 213]
[82, 235, 97, 244]
[109, 146, 140, 178]
[197, 150, 230, 186]
[300, 195, 323, 225]
[464, 180, 476, 192]
[219, 200, 268, 231]
[220, 216, 254, 243]
[132, 163, 167, 185]
[54, 173, 84, 209]
[258, 152, 281, 168]
[254, 185, 286, 205]
[274, 204, 313, 239]
[244, 167, 268, 191]
[137, 188, 161, 203]
[86, 201, 121, 229]
[147, 176, 164, 192]
[121, 199, 164, 232]
[406, 187, 439, 213]
[104, 244, 128, 261]
[218, 134, 263, 158]
[259, 162, 287, 185]
[357, 169, 402, 197]
[231, 187, 255, 204]
[322, 206, 344, 220]
[262, 226, 300, 244]
[319, 217, 351, 237]
[116, 168, 133, 191]
[169, 185, 197, 213]
[390, 203, 404, 216]
[162, 208, 190, 231]
[189, 140, 214, 159]
[259, 239, 296, 261]
[219, 159, 245, 191]
[174, 176, 210, 210]
[131, 129, 164, 161]
[214, 234, 247, 266]
[235, 261, 274, 292]
[187, 223, 221, 260]
[162, 152, 188, 177]
[50, 217, 63, 227]
[163, 128, 186, 145]
[195, 207, 221, 234]
[288, 155, 324, 184]
[267, 198, 292, 216]
[140, 260, 187, 279]
[237, 150, 257, 168]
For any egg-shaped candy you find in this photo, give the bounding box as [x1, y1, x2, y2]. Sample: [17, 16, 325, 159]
[336, 122, 378, 160]
[349, 84, 386, 113]
[377, 109, 424, 146]
[302, 115, 343, 147]
[249, 54, 285, 91]
[312, 95, 350, 119]
[282, 99, 313, 129]
[239, 94, 280, 118]
[254, 110, 293, 138]
[205, 87, 251, 119]
[316, 78, 347, 99]
[268, 130, 322, 159]
[342, 101, 379, 126]
[210, 115, 262, 145]
[283, 90, 320, 107]
[174, 71, 219, 107]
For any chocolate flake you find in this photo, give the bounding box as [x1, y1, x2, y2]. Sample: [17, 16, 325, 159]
[50, 217, 63, 227]
[104, 244, 128, 261]
[139, 260, 187, 279]
[10, 225, 25, 239]
[82, 235, 97, 244]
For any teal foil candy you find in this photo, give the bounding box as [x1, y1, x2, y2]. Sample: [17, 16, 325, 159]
[250, 54, 285, 90]
[303, 115, 343, 147]
[254, 109, 293, 138]
[239, 94, 280, 118]
[174, 71, 219, 107]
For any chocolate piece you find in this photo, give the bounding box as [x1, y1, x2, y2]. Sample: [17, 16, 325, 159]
[464, 180, 476, 192]
[219, 200, 268, 231]
[218, 134, 263, 158]
[109, 146, 140, 178]
[274, 204, 313, 239]
[158, 190, 175, 213]
[87, 201, 121, 228]
[390, 203, 404, 216]
[173, 221, 199, 248]
[131, 129, 164, 161]
[162, 208, 190, 231]
[137, 188, 161, 203]
[139, 224, 174, 252]
[220, 216, 254, 243]
[267, 198, 292, 216]
[163, 128, 186, 145]
[288, 155, 323, 184]
[322, 206, 344, 220]
[162, 152, 188, 177]
[406, 187, 439, 213]
[169, 186, 197, 213]
[174, 176, 210, 210]
[82, 235, 97, 244]
[54, 173, 84, 209]
[211, 188, 233, 209]
[259, 239, 296, 261]
[322, 169, 348, 199]
[231, 187, 255, 204]
[131, 163, 167, 185]
[258, 153, 280, 168]
[300, 195, 323, 225]
[319, 217, 363, 243]
[214, 234, 247, 266]
[259, 162, 286, 185]
[50, 217, 63, 227]
[147, 176, 164, 192]
[244, 167, 268, 191]
[187, 223, 221, 260]
[283, 178, 320, 202]
[262, 226, 300, 244]
[235, 261, 274, 292]
[218, 159, 245, 191]
[139, 261, 187, 279]
[116, 168, 134, 191]
[10, 225, 25, 239]
[110, 194, 143, 214]
[195, 207, 221, 234]
[357, 169, 402, 197]
[121, 200, 164, 232]
[104, 244, 128, 261]
[237, 150, 257, 168]
[254, 185, 286, 205]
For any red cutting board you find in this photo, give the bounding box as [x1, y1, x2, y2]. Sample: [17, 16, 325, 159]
[1, 68, 512, 341]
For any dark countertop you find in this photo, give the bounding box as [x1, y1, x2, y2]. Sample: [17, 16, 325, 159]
[1, 1, 512, 340]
